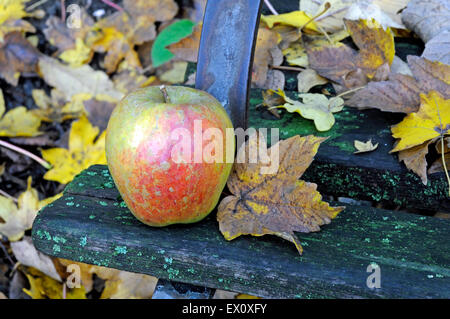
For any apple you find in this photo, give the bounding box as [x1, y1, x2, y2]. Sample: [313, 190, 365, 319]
[105, 86, 235, 226]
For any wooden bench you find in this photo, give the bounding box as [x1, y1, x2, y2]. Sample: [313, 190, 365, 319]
[31, 0, 450, 298]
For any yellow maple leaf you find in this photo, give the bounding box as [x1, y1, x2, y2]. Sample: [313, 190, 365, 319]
[59, 38, 93, 67]
[23, 267, 87, 299]
[0, 88, 41, 137]
[0, 0, 35, 41]
[42, 115, 107, 184]
[217, 133, 344, 255]
[391, 91, 450, 187]
[391, 91, 450, 152]
[269, 89, 344, 131]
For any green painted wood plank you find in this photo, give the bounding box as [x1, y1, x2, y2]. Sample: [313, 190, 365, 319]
[32, 165, 450, 298]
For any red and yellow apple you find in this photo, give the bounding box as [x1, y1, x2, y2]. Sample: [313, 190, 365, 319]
[105, 86, 234, 226]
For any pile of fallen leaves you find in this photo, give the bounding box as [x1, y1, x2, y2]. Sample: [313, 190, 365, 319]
[0, 0, 449, 300]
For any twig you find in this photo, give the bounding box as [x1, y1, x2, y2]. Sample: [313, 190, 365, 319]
[335, 86, 365, 98]
[101, 0, 123, 12]
[60, 0, 65, 21]
[26, 0, 49, 11]
[0, 140, 51, 169]
[0, 189, 17, 203]
[270, 65, 305, 72]
[264, 0, 279, 15]
[0, 240, 15, 267]
[301, 2, 333, 44]
[441, 135, 450, 197]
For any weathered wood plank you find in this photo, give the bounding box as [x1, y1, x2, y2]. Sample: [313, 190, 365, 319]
[33, 165, 450, 298]
[249, 89, 450, 211]
[64, 87, 450, 211]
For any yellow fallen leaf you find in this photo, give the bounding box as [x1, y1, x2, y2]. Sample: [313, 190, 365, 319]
[42, 115, 107, 184]
[0, 0, 36, 41]
[391, 91, 450, 186]
[23, 267, 86, 299]
[0, 177, 39, 241]
[217, 133, 344, 255]
[270, 89, 344, 131]
[354, 139, 379, 154]
[59, 38, 93, 67]
[391, 91, 450, 152]
[261, 11, 319, 33]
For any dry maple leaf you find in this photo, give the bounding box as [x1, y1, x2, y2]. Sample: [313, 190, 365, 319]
[347, 56, 450, 113]
[307, 18, 394, 89]
[217, 133, 344, 255]
[41, 115, 107, 184]
[0, 31, 40, 86]
[390, 91, 450, 185]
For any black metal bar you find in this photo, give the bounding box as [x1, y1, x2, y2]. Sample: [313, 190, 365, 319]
[195, 0, 263, 130]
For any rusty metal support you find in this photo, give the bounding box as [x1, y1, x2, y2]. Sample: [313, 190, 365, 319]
[195, 0, 263, 130]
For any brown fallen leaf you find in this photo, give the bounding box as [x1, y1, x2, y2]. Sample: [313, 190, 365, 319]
[43, 7, 94, 67]
[398, 141, 432, 185]
[347, 56, 450, 113]
[217, 133, 344, 255]
[252, 28, 282, 88]
[307, 19, 394, 89]
[0, 31, 40, 86]
[354, 139, 379, 154]
[168, 23, 202, 62]
[86, 0, 178, 73]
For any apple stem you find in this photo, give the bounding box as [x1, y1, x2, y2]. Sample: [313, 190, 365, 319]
[160, 85, 171, 104]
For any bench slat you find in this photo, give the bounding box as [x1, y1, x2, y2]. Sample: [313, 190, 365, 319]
[32, 165, 450, 298]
